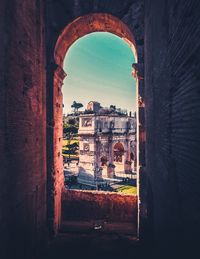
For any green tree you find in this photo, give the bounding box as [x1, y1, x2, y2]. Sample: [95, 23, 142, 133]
[63, 124, 78, 159]
[71, 101, 83, 113]
[68, 118, 76, 125]
[110, 105, 116, 110]
[64, 142, 79, 156]
[63, 125, 78, 135]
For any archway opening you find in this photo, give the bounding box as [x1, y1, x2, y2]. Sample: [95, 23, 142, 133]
[52, 13, 139, 237]
[113, 142, 125, 163]
[101, 156, 108, 167]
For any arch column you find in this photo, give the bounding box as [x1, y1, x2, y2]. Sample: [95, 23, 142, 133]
[48, 64, 66, 235]
[54, 65, 66, 233]
[132, 63, 147, 239]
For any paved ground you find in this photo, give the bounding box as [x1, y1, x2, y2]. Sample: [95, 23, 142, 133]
[41, 232, 147, 259]
[39, 219, 153, 259]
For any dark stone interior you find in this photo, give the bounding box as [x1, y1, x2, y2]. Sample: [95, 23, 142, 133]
[1, 0, 200, 258]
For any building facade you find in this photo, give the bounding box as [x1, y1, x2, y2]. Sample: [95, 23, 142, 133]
[78, 113, 136, 179]
[87, 101, 101, 113]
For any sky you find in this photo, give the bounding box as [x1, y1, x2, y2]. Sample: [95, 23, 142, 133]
[63, 32, 136, 114]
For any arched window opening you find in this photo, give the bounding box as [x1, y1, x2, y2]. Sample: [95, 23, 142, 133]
[51, 13, 141, 239]
[61, 31, 137, 192]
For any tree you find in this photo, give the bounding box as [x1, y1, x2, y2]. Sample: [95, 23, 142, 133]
[63, 124, 78, 159]
[110, 105, 116, 110]
[68, 118, 76, 125]
[110, 105, 116, 113]
[64, 142, 79, 156]
[63, 125, 78, 135]
[71, 101, 83, 113]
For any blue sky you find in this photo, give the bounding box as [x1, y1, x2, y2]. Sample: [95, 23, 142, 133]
[63, 32, 136, 114]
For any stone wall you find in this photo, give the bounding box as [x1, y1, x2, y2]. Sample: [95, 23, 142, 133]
[145, 0, 200, 255]
[46, 0, 144, 238]
[62, 190, 137, 223]
[2, 0, 200, 257]
[0, 1, 46, 258]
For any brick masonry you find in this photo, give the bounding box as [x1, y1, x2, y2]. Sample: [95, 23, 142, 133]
[46, 0, 145, 238]
[62, 189, 137, 223]
[1, 0, 200, 258]
[145, 0, 200, 253]
[0, 1, 46, 258]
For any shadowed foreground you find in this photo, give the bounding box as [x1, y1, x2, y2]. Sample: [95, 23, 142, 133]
[41, 232, 146, 259]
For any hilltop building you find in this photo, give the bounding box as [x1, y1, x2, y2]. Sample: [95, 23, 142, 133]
[87, 101, 101, 113]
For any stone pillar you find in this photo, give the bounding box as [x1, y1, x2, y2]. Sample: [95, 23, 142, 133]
[108, 135, 113, 164]
[51, 65, 66, 235]
[124, 137, 129, 172]
[127, 138, 131, 162]
[108, 136, 115, 177]
[127, 138, 132, 172]
[95, 135, 100, 168]
[132, 63, 146, 239]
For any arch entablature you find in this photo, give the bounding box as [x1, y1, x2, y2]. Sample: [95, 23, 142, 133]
[54, 13, 137, 68]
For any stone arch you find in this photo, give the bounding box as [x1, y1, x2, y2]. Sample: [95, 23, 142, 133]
[49, 12, 145, 238]
[54, 13, 138, 67]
